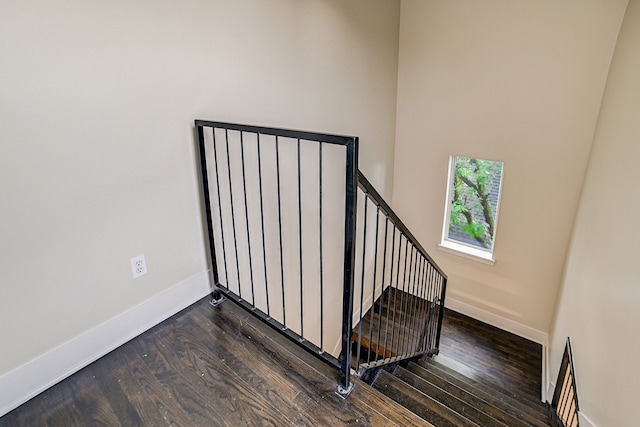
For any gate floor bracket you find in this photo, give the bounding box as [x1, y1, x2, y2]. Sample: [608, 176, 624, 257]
[209, 294, 226, 307]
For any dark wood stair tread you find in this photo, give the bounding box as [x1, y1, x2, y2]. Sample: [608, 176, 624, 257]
[373, 370, 480, 427]
[417, 357, 553, 426]
[432, 354, 545, 408]
[394, 366, 514, 427]
[353, 332, 396, 359]
[405, 362, 550, 427]
[439, 309, 543, 399]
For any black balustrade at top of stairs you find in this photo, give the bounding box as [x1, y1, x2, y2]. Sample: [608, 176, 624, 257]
[195, 120, 447, 397]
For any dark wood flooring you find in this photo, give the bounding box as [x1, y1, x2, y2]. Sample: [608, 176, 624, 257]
[0, 299, 543, 426]
[439, 308, 543, 400]
[0, 297, 429, 426]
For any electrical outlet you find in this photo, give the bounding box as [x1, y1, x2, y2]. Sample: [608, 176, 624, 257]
[130, 254, 148, 278]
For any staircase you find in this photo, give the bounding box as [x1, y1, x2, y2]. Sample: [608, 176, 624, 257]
[370, 353, 554, 427]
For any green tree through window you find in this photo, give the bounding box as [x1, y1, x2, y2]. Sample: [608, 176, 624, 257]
[447, 156, 503, 250]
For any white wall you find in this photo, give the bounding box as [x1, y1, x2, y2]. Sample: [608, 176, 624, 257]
[0, 0, 400, 414]
[392, 0, 627, 335]
[549, 1, 640, 425]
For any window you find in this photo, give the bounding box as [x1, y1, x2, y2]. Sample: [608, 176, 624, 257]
[440, 156, 504, 264]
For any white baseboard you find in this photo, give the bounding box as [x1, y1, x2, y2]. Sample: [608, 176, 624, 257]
[542, 344, 549, 402]
[547, 381, 556, 403]
[579, 412, 597, 427]
[0, 271, 212, 417]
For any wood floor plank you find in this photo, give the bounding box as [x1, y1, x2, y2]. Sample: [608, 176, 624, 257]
[439, 308, 543, 400]
[180, 308, 337, 426]
[0, 392, 51, 426]
[130, 318, 296, 426]
[197, 299, 430, 426]
[100, 344, 190, 426]
[46, 364, 122, 426]
[92, 351, 147, 426]
[1, 294, 545, 426]
[186, 305, 303, 403]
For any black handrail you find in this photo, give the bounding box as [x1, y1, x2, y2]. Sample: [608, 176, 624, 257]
[550, 338, 580, 427]
[357, 173, 446, 278]
[195, 120, 446, 397]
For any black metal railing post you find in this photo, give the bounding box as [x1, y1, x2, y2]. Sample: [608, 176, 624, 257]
[435, 276, 447, 351]
[337, 137, 358, 398]
[195, 124, 224, 304]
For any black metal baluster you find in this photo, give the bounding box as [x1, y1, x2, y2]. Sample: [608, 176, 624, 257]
[391, 231, 406, 357]
[559, 370, 571, 420]
[239, 132, 256, 307]
[419, 257, 428, 351]
[210, 127, 229, 288]
[570, 408, 578, 427]
[275, 136, 286, 328]
[398, 235, 410, 359]
[435, 273, 447, 350]
[211, 127, 228, 288]
[417, 256, 428, 351]
[568, 342, 580, 419]
[256, 133, 269, 317]
[414, 256, 423, 352]
[552, 347, 569, 409]
[367, 205, 381, 365]
[425, 263, 435, 349]
[356, 193, 369, 369]
[391, 228, 403, 359]
[424, 261, 433, 350]
[225, 129, 242, 299]
[417, 256, 427, 352]
[409, 244, 419, 353]
[406, 245, 418, 355]
[375, 215, 390, 364]
[396, 237, 408, 358]
[297, 138, 304, 339]
[431, 265, 440, 349]
[385, 227, 398, 360]
[318, 142, 324, 352]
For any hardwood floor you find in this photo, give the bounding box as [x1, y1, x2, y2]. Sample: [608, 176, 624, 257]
[1, 298, 543, 426]
[439, 308, 543, 400]
[0, 297, 429, 426]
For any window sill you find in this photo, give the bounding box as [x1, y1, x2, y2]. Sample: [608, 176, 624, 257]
[438, 241, 496, 266]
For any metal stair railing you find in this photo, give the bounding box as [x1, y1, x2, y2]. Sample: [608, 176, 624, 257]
[195, 120, 446, 397]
